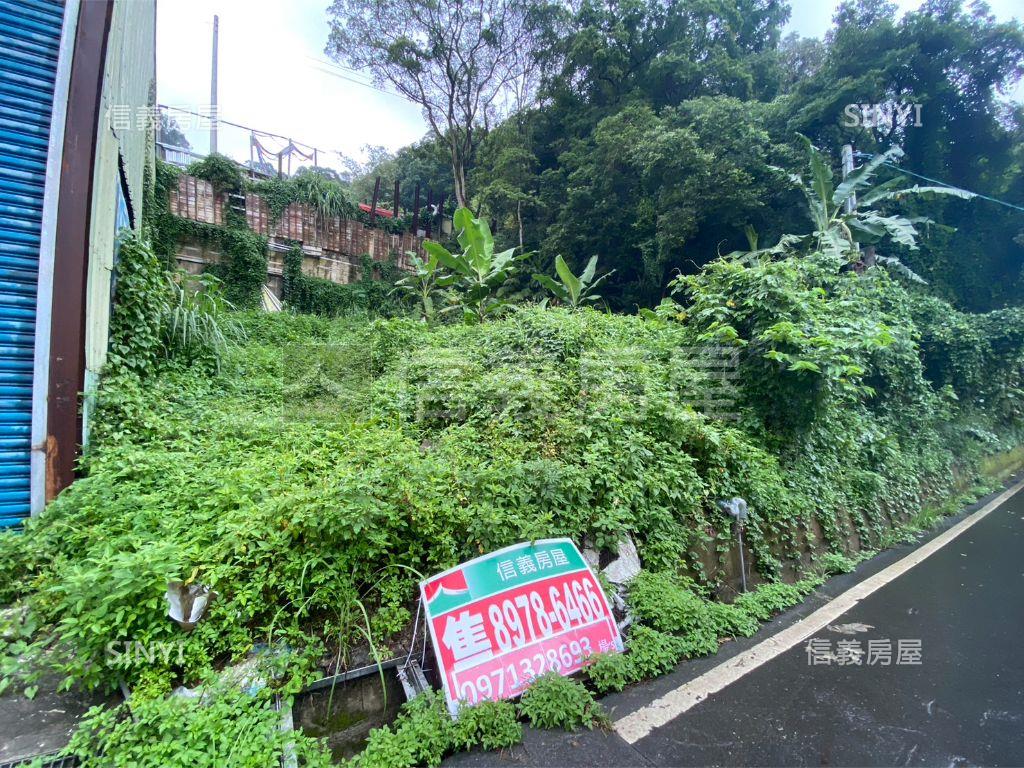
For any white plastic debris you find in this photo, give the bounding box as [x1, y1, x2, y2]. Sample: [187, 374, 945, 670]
[165, 581, 217, 632]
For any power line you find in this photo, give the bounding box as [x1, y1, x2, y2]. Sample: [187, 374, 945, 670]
[306, 57, 417, 104]
[158, 104, 356, 165]
[854, 151, 1024, 213]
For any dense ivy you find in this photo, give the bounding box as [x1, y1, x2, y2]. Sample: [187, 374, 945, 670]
[282, 244, 410, 317]
[106, 231, 165, 375]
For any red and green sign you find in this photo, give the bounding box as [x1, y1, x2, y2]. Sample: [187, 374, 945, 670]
[420, 538, 623, 714]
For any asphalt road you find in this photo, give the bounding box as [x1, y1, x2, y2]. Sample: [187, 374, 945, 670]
[448, 476, 1024, 767]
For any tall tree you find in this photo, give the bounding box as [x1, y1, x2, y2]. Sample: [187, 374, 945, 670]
[325, 0, 554, 207]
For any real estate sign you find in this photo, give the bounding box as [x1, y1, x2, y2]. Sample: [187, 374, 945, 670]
[420, 537, 623, 714]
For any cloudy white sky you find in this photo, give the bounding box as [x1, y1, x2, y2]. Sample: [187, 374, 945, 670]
[156, 0, 1023, 172]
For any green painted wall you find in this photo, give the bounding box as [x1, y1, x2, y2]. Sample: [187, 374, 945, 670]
[82, 0, 156, 441]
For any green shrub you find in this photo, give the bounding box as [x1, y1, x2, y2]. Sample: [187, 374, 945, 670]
[627, 571, 710, 635]
[706, 601, 759, 638]
[817, 551, 858, 575]
[517, 672, 604, 730]
[584, 651, 630, 693]
[348, 691, 522, 768]
[623, 626, 685, 681]
[350, 692, 455, 768]
[186, 153, 244, 196]
[283, 246, 409, 318]
[64, 684, 332, 768]
[160, 271, 243, 371]
[451, 700, 522, 751]
[733, 582, 803, 622]
[108, 230, 165, 375]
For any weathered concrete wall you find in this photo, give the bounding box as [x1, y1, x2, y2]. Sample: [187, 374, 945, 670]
[167, 174, 426, 296]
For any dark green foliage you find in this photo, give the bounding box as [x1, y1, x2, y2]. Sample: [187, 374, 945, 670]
[451, 700, 523, 751]
[909, 293, 1024, 421]
[152, 158, 264, 306]
[206, 228, 269, 309]
[187, 153, 244, 196]
[248, 168, 356, 226]
[395, 0, 1024, 310]
[517, 672, 604, 730]
[706, 601, 759, 638]
[584, 651, 630, 694]
[160, 272, 244, 372]
[623, 626, 686, 680]
[781, 1, 1024, 311]
[733, 582, 803, 622]
[4, 284, 1016, 698]
[817, 551, 858, 576]
[627, 571, 709, 635]
[283, 245, 410, 317]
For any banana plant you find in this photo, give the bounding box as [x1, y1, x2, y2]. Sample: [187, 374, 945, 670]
[534, 255, 614, 309]
[783, 135, 975, 275]
[392, 250, 455, 322]
[424, 207, 526, 323]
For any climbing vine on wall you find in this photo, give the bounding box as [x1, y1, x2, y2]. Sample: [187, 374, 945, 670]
[151, 158, 416, 315]
[107, 230, 165, 375]
[283, 244, 409, 317]
[150, 158, 268, 309]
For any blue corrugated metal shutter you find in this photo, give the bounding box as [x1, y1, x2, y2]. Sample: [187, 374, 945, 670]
[0, 0, 65, 527]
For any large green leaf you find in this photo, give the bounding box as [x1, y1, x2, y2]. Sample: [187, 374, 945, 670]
[832, 147, 903, 209]
[799, 135, 834, 227]
[424, 240, 465, 275]
[580, 255, 599, 285]
[847, 217, 886, 244]
[554, 255, 582, 305]
[534, 273, 568, 301]
[872, 184, 976, 202]
[866, 213, 919, 249]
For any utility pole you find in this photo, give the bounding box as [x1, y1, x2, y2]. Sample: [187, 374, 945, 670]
[210, 15, 219, 155]
[841, 143, 875, 267]
[841, 144, 856, 214]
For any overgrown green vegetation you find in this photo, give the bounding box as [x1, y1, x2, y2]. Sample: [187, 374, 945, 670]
[150, 156, 411, 318]
[348, 0, 1024, 312]
[2, 263, 1019, 695]
[64, 682, 332, 768]
[2, 4, 1023, 764]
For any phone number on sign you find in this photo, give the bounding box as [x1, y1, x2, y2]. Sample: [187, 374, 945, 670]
[488, 574, 607, 651]
[456, 636, 597, 704]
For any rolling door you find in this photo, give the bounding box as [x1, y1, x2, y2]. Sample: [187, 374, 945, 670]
[0, 0, 65, 527]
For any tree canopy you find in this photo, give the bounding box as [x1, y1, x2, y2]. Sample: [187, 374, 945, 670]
[334, 0, 1024, 311]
